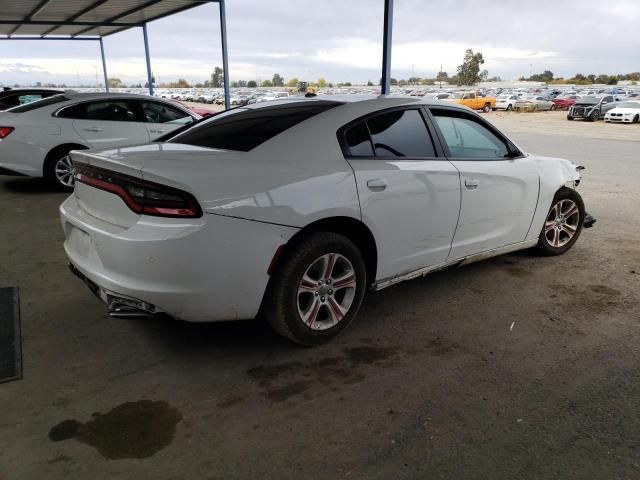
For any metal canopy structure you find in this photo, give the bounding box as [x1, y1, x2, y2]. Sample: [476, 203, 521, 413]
[0, 0, 231, 108]
[1, 0, 395, 107]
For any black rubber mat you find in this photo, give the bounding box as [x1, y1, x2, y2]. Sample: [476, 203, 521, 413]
[0, 287, 22, 383]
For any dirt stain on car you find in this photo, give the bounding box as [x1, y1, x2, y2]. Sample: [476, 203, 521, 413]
[48, 400, 182, 459]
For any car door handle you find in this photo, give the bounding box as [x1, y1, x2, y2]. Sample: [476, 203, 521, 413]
[367, 179, 387, 192]
[83, 127, 103, 132]
[149, 129, 167, 133]
[465, 178, 479, 190]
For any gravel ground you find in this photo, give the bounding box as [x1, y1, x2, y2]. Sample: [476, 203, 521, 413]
[0, 113, 639, 480]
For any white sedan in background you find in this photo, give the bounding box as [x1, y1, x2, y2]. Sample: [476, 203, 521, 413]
[494, 94, 520, 111]
[0, 92, 198, 189]
[60, 96, 588, 345]
[604, 101, 640, 123]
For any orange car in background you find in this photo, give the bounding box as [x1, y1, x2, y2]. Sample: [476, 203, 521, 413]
[447, 91, 496, 112]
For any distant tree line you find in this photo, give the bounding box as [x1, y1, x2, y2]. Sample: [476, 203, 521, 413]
[520, 70, 640, 85]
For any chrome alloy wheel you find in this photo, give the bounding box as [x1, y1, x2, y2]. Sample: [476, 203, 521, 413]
[297, 253, 357, 331]
[544, 199, 580, 248]
[55, 155, 75, 187]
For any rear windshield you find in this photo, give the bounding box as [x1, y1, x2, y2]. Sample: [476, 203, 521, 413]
[7, 94, 69, 113]
[167, 100, 341, 152]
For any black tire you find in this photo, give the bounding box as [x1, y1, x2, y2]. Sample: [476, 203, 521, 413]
[567, 115, 574, 121]
[43, 146, 82, 191]
[264, 232, 367, 346]
[507, 104, 513, 111]
[536, 187, 585, 256]
[482, 103, 491, 113]
[633, 114, 639, 124]
[589, 110, 599, 122]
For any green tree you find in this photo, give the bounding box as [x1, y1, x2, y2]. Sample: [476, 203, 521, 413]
[247, 80, 257, 88]
[272, 73, 284, 87]
[176, 78, 190, 88]
[261, 79, 273, 87]
[287, 77, 299, 88]
[108, 77, 123, 88]
[456, 49, 487, 85]
[367, 80, 374, 86]
[317, 77, 327, 88]
[211, 66, 224, 88]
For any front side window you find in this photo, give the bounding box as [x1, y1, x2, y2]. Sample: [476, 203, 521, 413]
[432, 111, 510, 160]
[140, 101, 193, 124]
[86, 100, 138, 122]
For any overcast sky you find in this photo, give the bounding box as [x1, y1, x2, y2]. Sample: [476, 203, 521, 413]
[1, 0, 638, 86]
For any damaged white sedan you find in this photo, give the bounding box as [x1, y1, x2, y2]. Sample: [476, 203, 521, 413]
[60, 96, 589, 345]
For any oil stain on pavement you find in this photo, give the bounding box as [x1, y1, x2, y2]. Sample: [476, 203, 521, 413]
[48, 400, 182, 459]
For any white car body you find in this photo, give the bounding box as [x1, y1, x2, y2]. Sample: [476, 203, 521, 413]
[60, 96, 583, 327]
[604, 102, 640, 123]
[495, 94, 519, 110]
[0, 92, 198, 182]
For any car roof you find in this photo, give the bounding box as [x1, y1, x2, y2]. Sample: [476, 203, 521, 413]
[242, 94, 469, 112]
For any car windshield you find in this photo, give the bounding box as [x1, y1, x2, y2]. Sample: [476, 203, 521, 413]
[167, 100, 342, 151]
[7, 94, 69, 113]
[576, 96, 600, 104]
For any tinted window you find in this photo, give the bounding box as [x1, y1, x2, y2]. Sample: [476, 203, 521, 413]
[140, 101, 193, 124]
[86, 101, 138, 122]
[57, 103, 88, 119]
[169, 101, 340, 152]
[432, 111, 509, 159]
[8, 95, 68, 113]
[366, 109, 435, 157]
[344, 122, 374, 156]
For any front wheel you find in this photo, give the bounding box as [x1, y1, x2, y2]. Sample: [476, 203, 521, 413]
[633, 114, 639, 124]
[482, 103, 491, 113]
[589, 110, 599, 122]
[536, 187, 585, 256]
[264, 232, 367, 346]
[507, 104, 513, 111]
[567, 115, 574, 121]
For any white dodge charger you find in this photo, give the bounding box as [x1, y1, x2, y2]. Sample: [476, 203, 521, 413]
[60, 96, 587, 345]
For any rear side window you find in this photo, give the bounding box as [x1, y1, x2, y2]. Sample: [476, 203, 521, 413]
[343, 109, 436, 158]
[168, 101, 341, 152]
[8, 95, 68, 113]
[86, 101, 138, 122]
[344, 122, 374, 156]
[57, 103, 88, 119]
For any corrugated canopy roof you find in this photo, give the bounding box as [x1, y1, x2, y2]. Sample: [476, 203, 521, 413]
[0, 0, 215, 38]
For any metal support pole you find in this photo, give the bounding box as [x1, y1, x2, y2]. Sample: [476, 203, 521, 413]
[99, 37, 109, 92]
[381, 0, 393, 95]
[219, 0, 230, 109]
[142, 23, 154, 96]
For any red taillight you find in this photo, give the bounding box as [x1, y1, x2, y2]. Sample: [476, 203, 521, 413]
[0, 127, 14, 139]
[75, 163, 202, 218]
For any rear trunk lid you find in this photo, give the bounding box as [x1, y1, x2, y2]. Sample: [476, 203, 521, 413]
[69, 143, 244, 228]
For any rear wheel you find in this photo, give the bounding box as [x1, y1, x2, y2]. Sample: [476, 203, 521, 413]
[482, 103, 491, 113]
[567, 115, 574, 121]
[264, 232, 367, 346]
[507, 104, 513, 111]
[44, 147, 77, 191]
[536, 188, 585, 256]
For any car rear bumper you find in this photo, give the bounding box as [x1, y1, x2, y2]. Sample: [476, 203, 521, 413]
[60, 194, 299, 322]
